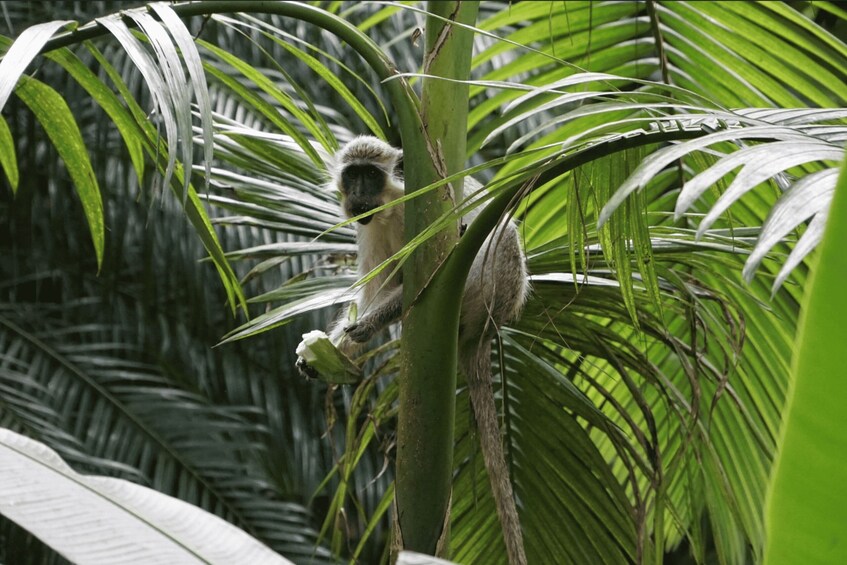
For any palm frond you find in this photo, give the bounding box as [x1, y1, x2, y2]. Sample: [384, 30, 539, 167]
[0, 302, 332, 563]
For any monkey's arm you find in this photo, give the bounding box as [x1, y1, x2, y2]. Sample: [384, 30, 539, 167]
[344, 285, 403, 344]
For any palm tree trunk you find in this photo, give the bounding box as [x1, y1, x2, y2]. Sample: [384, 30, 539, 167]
[393, 1, 479, 559]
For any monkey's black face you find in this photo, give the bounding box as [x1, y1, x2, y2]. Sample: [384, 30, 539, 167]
[340, 164, 386, 225]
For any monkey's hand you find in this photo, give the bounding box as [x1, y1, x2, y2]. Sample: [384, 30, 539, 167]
[295, 356, 319, 380]
[343, 288, 402, 344]
[344, 319, 377, 343]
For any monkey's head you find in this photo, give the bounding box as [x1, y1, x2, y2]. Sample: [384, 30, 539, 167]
[333, 136, 402, 225]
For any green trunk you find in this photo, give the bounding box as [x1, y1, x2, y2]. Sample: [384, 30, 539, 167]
[394, 1, 479, 559]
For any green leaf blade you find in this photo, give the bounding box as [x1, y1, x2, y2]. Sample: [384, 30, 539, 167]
[0, 116, 19, 192]
[764, 155, 847, 565]
[44, 47, 146, 184]
[15, 76, 104, 269]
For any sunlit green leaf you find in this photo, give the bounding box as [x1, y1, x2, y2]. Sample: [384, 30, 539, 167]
[0, 116, 18, 192]
[44, 47, 146, 184]
[765, 158, 847, 565]
[14, 76, 104, 269]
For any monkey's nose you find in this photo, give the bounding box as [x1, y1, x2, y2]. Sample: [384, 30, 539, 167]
[357, 215, 373, 225]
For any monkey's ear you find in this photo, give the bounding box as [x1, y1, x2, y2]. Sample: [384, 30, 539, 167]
[393, 150, 404, 179]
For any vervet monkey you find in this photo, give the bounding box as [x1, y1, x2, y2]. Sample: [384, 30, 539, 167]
[298, 136, 529, 565]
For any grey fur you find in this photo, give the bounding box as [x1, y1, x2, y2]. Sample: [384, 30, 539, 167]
[301, 136, 529, 565]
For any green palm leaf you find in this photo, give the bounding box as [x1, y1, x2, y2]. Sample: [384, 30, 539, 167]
[0, 304, 332, 563]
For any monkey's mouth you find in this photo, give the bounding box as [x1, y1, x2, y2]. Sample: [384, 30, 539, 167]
[352, 208, 376, 225]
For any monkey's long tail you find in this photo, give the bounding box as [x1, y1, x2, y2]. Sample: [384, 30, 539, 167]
[461, 344, 528, 565]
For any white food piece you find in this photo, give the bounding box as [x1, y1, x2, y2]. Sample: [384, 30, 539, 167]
[295, 330, 327, 362]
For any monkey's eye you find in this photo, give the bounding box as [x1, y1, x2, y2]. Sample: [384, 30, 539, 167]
[367, 167, 379, 177]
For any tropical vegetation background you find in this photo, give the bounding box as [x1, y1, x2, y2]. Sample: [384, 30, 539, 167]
[0, 1, 845, 564]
